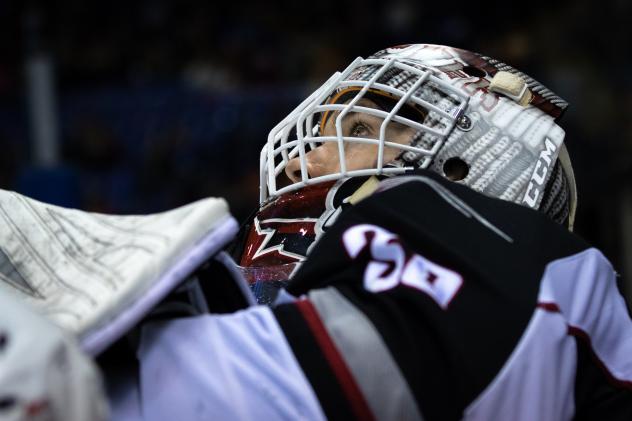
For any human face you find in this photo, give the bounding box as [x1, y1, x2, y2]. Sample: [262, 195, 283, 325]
[284, 98, 418, 183]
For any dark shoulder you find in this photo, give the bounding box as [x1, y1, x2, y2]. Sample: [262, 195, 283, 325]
[288, 169, 589, 295]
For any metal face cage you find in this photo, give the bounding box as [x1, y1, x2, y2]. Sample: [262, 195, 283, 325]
[259, 56, 470, 203]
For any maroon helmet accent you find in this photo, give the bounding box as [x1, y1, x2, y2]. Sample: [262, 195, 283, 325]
[451, 47, 568, 120]
[235, 177, 370, 305]
[239, 181, 335, 268]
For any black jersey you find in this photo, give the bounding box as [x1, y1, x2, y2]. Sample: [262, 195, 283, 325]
[273, 170, 632, 420]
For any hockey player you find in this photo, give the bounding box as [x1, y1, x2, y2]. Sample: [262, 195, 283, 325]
[234, 43, 577, 304]
[127, 44, 632, 420]
[1, 44, 631, 420]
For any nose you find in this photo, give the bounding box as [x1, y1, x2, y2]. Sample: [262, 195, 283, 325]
[284, 146, 334, 183]
[285, 155, 304, 183]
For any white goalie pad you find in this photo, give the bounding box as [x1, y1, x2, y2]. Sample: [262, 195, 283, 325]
[0, 190, 238, 355]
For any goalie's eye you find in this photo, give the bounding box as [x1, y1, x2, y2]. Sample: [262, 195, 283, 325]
[350, 121, 371, 138]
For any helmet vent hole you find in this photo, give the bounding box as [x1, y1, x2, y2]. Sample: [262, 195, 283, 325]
[462, 66, 486, 78]
[443, 157, 469, 181]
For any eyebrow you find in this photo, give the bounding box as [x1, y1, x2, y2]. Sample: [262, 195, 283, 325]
[321, 96, 381, 126]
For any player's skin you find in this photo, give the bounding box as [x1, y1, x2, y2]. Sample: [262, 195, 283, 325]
[284, 98, 416, 182]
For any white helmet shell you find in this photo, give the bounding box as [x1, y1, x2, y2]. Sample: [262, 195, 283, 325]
[260, 44, 575, 226]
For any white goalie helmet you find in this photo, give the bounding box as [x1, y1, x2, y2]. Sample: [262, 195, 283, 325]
[259, 43, 577, 229]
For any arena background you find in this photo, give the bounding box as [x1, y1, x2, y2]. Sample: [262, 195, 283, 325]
[0, 1, 630, 303]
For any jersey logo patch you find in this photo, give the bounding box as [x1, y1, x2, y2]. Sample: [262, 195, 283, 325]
[343, 224, 463, 309]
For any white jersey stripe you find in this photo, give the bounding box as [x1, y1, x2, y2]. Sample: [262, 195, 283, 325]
[538, 248, 632, 385]
[465, 248, 632, 420]
[122, 307, 327, 421]
[308, 287, 424, 421]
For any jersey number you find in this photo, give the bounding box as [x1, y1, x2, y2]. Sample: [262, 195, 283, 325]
[342, 224, 463, 309]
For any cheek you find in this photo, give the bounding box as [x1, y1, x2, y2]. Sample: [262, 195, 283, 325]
[344, 135, 407, 170]
[382, 145, 401, 163]
[344, 143, 381, 170]
[383, 126, 416, 157]
[308, 142, 343, 170]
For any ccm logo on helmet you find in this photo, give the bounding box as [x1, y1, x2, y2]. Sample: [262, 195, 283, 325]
[523, 137, 558, 208]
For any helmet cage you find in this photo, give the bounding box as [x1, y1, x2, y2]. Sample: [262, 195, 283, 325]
[260, 57, 470, 203]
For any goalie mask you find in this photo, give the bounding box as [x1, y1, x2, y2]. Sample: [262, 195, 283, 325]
[236, 43, 577, 303]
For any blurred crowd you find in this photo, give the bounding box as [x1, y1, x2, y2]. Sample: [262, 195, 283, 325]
[0, 0, 630, 281]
